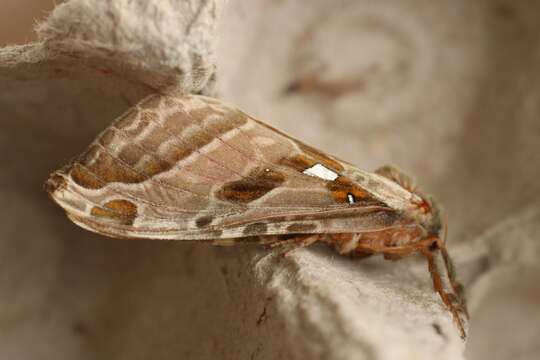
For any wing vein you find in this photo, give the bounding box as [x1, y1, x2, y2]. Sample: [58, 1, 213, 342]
[134, 102, 252, 180]
[71, 163, 350, 218]
[109, 125, 240, 184]
[94, 141, 218, 202]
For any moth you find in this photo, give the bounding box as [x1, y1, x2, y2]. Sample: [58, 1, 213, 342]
[45, 93, 468, 338]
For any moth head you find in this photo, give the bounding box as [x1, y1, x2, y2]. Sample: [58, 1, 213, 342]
[411, 192, 444, 240]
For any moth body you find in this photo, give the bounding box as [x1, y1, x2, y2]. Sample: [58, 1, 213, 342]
[45, 93, 467, 339]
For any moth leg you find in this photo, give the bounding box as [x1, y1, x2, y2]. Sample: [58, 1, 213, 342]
[421, 247, 467, 339]
[379, 239, 467, 337]
[375, 237, 434, 257]
[433, 238, 469, 319]
[269, 234, 320, 256]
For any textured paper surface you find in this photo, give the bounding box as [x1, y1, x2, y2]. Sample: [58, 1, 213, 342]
[1, 0, 539, 359]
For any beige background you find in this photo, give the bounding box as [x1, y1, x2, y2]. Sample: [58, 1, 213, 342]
[0, 0, 56, 46]
[1, 1, 539, 359]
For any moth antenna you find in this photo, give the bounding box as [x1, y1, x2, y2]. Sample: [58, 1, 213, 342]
[443, 211, 448, 245]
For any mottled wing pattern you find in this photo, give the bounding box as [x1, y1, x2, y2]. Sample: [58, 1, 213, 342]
[47, 94, 417, 240]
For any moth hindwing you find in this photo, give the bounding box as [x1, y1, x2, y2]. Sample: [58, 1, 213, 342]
[45, 93, 467, 339]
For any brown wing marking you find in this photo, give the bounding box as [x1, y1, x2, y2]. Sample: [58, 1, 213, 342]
[251, 117, 346, 173]
[64, 204, 399, 241]
[216, 168, 286, 204]
[71, 144, 146, 189]
[90, 199, 138, 225]
[326, 176, 383, 205]
[192, 97, 349, 188]
[285, 223, 317, 233]
[49, 94, 403, 241]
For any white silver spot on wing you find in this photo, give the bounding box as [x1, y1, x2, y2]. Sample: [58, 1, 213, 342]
[347, 193, 355, 204]
[303, 163, 339, 181]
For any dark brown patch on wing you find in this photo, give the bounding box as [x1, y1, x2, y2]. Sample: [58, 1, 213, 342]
[71, 164, 102, 189]
[216, 168, 286, 203]
[90, 199, 138, 225]
[254, 117, 345, 173]
[280, 154, 315, 172]
[195, 215, 213, 228]
[148, 106, 246, 163]
[286, 223, 317, 233]
[243, 222, 268, 235]
[70, 145, 102, 189]
[142, 158, 172, 176]
[296, 142, 345, 172]
[73, 102, 249, 190]
[111, 137, 171, 178]
[280, 151, 344, 177]
[327, 176, 376, 204]
[71, 145, 146, 189]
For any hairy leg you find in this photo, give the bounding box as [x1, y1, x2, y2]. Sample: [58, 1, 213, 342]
[421, 247, 467, 339]
[434, 238, 468, 318]
[370, 237, 467, 338]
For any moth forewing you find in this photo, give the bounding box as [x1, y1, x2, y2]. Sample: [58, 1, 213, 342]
[45, 93, 467, 339]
